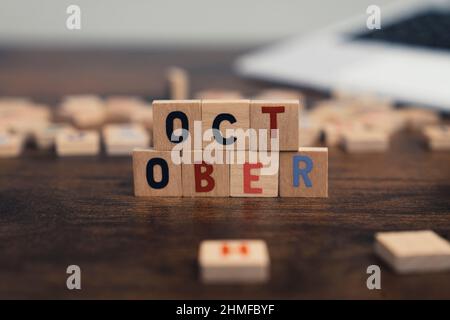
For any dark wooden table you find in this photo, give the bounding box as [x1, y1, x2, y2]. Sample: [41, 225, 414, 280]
[0, 49, 449, 299]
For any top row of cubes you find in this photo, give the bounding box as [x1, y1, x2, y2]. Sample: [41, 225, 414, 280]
[152, 99, 301, 151]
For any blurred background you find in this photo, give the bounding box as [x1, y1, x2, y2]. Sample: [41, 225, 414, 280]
[0, 0, 394, 48]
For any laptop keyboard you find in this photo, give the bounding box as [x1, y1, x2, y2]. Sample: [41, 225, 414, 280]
[353, 10, 450, 51]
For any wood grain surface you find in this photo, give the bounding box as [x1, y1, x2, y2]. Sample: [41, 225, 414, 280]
[0, 49, 449, 299]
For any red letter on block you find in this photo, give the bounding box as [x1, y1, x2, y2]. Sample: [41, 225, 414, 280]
[243, 162, 263, 194]
[194, 162, 215, 192]
[261, 106, 285, 137]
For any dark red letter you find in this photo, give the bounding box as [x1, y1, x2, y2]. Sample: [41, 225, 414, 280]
[261, 106, 285, 137]
[243, 162, 263, 194]
[194, 162, 215, 192]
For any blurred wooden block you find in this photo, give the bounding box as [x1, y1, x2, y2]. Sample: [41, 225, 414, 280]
[250, 100, 300, 151]
[332, 91, 393, 112]
[195, 89, 243, 99]
[423, 125, 450, 151]
[55, 130, 100, 156]
[103, 124, 150, 156]
[60, 95, 106, 129]
[375, 230, 450, 274]
[299, 111, 320, 147]
[130, 105, 153, 132]
[279, 147, 328, 197]
[152, 100, 201, 151]
[35, 123, 74, 150]
[229, 151, 279, 197]
[400, 107, 440, 131]
[0, 132, 24, 158]
[105, 96, 146, 122]
[0, 97, 32, 108]
[71, 110, 105, 129]
[59, 95, 99, 119]
[254, 88, 304, 103]
[199, 239, 270, 283]
[132, 148, 182, 197]
[356, 110, 406, 135]
[6, 117, 50, 140]
[342, 129, 389, 153]
[202, 99, 250, 150]
[182, 150, 230, 197]
[323, 123, 345, 147]
[166, 67, 189, 100]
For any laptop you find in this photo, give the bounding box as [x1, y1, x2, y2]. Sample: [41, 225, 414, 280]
[235, 0, 450, 111]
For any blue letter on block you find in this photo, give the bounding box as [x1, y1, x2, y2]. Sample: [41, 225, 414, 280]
[293, 156, 313, 188]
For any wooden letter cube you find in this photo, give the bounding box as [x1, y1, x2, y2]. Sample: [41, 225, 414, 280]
[199, 239, 270, 283]
[55, 130, 100, 157]
[202, 99, 250, 150]
[342, 129, 389, 153]
[229, 151, 279, 197]
[132, 148, 182, 197]
[250, 100, 300, 151]
[182, 150, 230, 197]
[152, 100, 201, 151]
[103, 124, 150, 156]
[375, 230, 450, 274]
[279, 147, 328, 197]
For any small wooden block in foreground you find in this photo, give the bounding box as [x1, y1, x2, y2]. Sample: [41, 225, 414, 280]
[199, 239, 270, 283]
[250, 100, 300, 151]
[152, 100, 201, 151]
[279, 147, 328, 197]
[182, 150, 230, 197]
[0, 132, 24, 158]
[423, 125, 450, 151]
[103, 124, 150, 156]
[375, 230, 450, 274]
[229, 151, 279, 197]
[132, 148, 182, 197]
[55, 130, 100, 156]
[342, 129, 389, 153]
[202, 99, 250, 150]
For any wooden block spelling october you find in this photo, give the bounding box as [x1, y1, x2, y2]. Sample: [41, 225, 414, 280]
[152, 100, 201, 151]
[182, 150, 230, 197]
[199, 239, 270, 283]
[279, 147, 328, 197]
[250, 100, 300, 151]
[133, 149, 182, 197]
